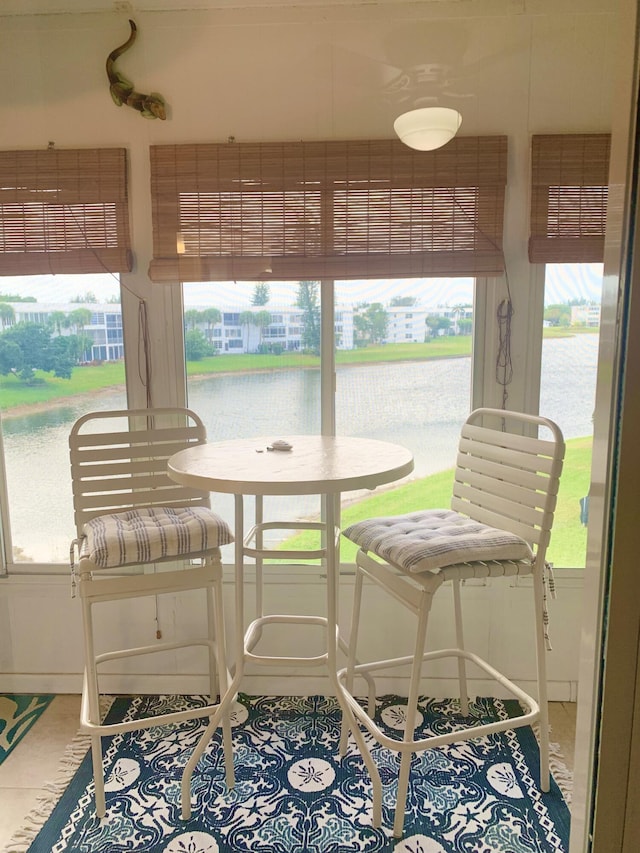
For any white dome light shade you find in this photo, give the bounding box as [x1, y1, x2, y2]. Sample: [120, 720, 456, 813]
[393, 107, 462, 151]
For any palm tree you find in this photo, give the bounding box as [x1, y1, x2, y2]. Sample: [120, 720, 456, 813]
[65, 308, 93, 361]
[66, 308, 92, 336]
[48, 310, 67, 336]
[0, 302, 15, 331]
[253, 310, 271, 350]
[184, 309, 202, 331]
[200, 307, 221, 343]
[238, 310, 255, 352]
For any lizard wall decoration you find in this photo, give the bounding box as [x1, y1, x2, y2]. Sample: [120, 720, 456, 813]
[106, 19, 167, 120]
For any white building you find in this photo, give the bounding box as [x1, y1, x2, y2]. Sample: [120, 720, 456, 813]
[3, 302, 124, 362]
[385, 306, 429, 343]
[571, 303, 602, 327]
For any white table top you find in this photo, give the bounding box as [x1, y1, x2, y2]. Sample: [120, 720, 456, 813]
[168, 434, 414, 496]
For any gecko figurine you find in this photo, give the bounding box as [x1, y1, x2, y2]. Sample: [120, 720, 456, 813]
[106, 19, 167, 120]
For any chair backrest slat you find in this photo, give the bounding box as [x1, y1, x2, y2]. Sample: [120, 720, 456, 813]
[70, 408, 212, 533]
[451, 408, 564, 554]
[455, 451, 551, 494]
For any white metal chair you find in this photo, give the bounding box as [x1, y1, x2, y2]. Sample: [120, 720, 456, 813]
[69, 407, 235, 818]
[337, 407, 565, 838]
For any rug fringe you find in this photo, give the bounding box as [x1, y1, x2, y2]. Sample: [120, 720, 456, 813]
[549, 739, 574, 807]
[532, 720, 574, 808]
[5, 695, 114, 853]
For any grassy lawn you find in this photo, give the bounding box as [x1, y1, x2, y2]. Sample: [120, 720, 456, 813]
[0, 326, 592, 413]
[277, 436, 592, 570]
[0, 362, 126, 410]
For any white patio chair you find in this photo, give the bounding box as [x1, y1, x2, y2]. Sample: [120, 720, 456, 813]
[69, 407, 235, 818]
[338, 407, 565, 837]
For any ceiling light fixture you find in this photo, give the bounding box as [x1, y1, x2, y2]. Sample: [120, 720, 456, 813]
[393, 106, 462, 151]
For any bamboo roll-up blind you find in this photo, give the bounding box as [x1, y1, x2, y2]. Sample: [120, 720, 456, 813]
[0, 148, 133, 275]
[529, 134, 611, 264]
[149, 137, 508, 282]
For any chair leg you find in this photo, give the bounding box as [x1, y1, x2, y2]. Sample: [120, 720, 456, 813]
[452, 578, 469, 716]
[90, 735, 106, 818]
[393, 592, 431, 839]
[211, 576, 235, 789]
[339, 561, 366, 756]
[82, 595, 107, 817]
[533, 567, 550, 791]
[206, 584, 218, 700]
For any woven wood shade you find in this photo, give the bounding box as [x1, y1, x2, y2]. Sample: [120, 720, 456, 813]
[149, 137, 508, 282]
[0, 148, 133, 275]
[529, 133, 611, 264]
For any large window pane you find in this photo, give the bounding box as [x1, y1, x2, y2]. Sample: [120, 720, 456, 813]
[183, 282, 323, 547]
[335, 279, 473, 559]
[183, 279, 474, 560]
[0, 275, 126, 564]
[540, 263, 602, 569]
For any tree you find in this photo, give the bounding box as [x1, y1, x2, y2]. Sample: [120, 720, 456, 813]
[70, 291, 98, 303]
[364, 303, 388, 344]
[184, 309, 202, 331]
[45, 335, 76, 378]
[239, 310, 255, 351]
[200, 307, 221, 342]
[296, 281, 321, 354]
[184, 329, 212, 361]
[65, 333, 93, 364]
[425, 315, 452, 337]
[47, 310, 67, 335]
[0, 302, 15, 330]
[0, 339, 23, 375]
[390, 296, 418, 307]
[252, 283, 270, 306]
[544, 304, 571, 326]
[253, 310, 271, 349]
[352, 302, 388, 345]
[2, 322, 75, 380]
[66, 308, 92, 336]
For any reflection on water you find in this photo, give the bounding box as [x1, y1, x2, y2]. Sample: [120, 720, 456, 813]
[0, 334, 599, 563]
[2, 406, 80, 436]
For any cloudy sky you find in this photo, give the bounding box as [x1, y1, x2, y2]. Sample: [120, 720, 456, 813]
[0, 264, 602, 308]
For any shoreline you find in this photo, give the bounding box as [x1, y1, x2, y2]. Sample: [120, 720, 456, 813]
[0, 354, 472, 420]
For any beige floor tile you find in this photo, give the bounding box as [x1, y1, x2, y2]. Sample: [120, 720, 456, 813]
[549, 700, 577, 772]
[0, 695, 82, 852]
[0, 695, 82, 789]
[0, 787, 49, 850]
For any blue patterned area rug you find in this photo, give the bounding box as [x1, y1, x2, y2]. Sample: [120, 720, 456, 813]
[0, 694, 54, 765]
[15, 694, 570, 853]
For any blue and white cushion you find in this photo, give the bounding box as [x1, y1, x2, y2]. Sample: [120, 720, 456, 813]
[342, 508, 533, 575]
[81, 506, 234, 569]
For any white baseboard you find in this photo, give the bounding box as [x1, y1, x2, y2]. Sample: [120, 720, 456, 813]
[0, 672, 578, 702]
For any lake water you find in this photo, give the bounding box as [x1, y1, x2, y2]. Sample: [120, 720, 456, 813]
[1, 334, 599, 563]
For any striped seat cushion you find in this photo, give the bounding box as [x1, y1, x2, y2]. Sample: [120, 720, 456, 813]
[81, 506, 234, 569]
[342, 508, 533, 575]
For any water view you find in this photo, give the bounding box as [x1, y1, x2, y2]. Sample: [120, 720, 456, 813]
[1, 333, 599, 564]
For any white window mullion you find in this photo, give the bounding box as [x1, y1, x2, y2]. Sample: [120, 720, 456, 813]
[320, 281, 336, 437]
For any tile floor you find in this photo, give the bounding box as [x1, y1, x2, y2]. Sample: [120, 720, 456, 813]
[0, 696, 577, 851]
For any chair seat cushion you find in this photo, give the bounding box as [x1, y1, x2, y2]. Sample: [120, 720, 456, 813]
[342, 509, 533, 575]
[81, 506, 234, 569]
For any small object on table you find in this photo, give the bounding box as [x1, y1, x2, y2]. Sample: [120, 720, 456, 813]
[268, 440, 293, 451]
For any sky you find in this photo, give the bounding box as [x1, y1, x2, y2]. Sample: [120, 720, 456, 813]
[0, 264, 603, 308]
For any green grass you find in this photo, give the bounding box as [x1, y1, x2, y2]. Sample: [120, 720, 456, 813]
[277, 437, 592, 570]
[0, 362, 126, 410]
